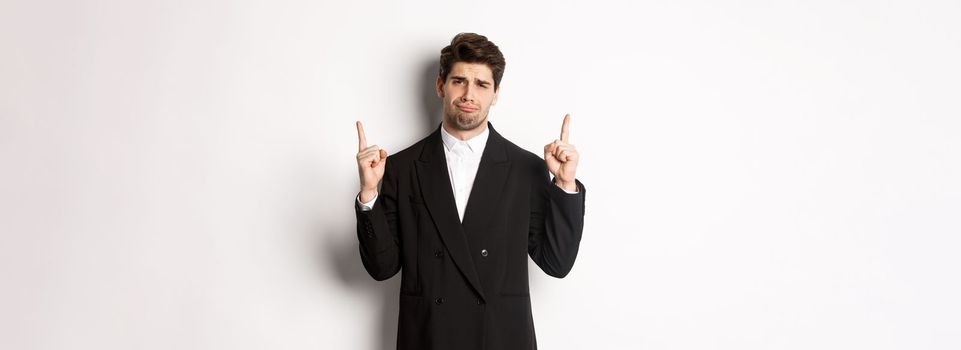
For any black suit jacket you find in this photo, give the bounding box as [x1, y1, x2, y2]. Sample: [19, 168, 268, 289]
[355, 122, 586, 350]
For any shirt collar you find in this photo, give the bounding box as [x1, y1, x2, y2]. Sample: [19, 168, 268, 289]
[441, 123, 489, 155]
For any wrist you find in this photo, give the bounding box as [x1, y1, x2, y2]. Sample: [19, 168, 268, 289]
[359, 188, 378, 203]
[554, 178, 577, 192]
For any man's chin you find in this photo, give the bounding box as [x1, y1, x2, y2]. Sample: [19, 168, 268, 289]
[450, 114, 486, 131]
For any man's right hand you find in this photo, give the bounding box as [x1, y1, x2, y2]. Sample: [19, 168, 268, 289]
[356, 121, 387, 203]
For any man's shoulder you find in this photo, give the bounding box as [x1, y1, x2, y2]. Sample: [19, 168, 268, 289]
[494, 130, 549, 177]
[384, 131, 434, 167]
[499, 136, 540, 164]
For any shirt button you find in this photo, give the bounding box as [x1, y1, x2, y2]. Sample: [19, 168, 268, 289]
[435, 297, 446, 305]
[434, 250, 444, 258]
[480, 249, 488, 257]
[475, 298, 484, 305]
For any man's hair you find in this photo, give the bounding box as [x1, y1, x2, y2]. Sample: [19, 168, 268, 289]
[438, 33, 506, 91]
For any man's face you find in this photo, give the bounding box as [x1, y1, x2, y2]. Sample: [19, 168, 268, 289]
[436, 62, 499, 131]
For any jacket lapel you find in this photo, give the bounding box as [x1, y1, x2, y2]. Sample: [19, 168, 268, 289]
[415, 124, 488, 302]
[461, 125, 510, 237]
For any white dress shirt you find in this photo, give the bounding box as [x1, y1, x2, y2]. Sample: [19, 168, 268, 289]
[358, 125, 577, 221]
[440, 125, 488, 222]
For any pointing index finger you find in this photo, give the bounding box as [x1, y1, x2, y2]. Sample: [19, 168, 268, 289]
[560, 114, 571, 142]
[356, 121, 367, 151]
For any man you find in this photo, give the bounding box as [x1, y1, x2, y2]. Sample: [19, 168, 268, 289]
[353, 32, 586, 350]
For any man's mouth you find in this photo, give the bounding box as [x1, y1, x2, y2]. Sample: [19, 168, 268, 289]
[457, 104, 478, 112]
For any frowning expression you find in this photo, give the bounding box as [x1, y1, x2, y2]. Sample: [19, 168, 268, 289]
[436, 62, 499, 131]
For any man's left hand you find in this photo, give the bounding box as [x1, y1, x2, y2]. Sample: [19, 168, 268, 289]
[544, 114, 579, 192]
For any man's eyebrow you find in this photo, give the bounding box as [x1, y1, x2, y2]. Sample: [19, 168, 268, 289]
[449, 75, 491, 85]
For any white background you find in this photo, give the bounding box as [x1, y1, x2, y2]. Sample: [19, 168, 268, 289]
[2, 0, 960, 349]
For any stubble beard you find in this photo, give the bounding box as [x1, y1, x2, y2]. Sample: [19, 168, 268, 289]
[445, 108, 488, 131]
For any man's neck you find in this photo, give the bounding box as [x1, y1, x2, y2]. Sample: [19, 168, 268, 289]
[442, 121, 488, 141]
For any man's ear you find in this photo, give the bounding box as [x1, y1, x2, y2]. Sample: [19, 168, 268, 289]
[492, 85, 500, 106]
[435, 77, 445, 98]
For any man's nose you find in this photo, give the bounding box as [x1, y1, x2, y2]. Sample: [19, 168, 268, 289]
[460, 84, 475, 102]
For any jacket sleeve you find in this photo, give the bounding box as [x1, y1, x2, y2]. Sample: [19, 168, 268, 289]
[354, 159, 401, 281]
[528, 161, 587, 278]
